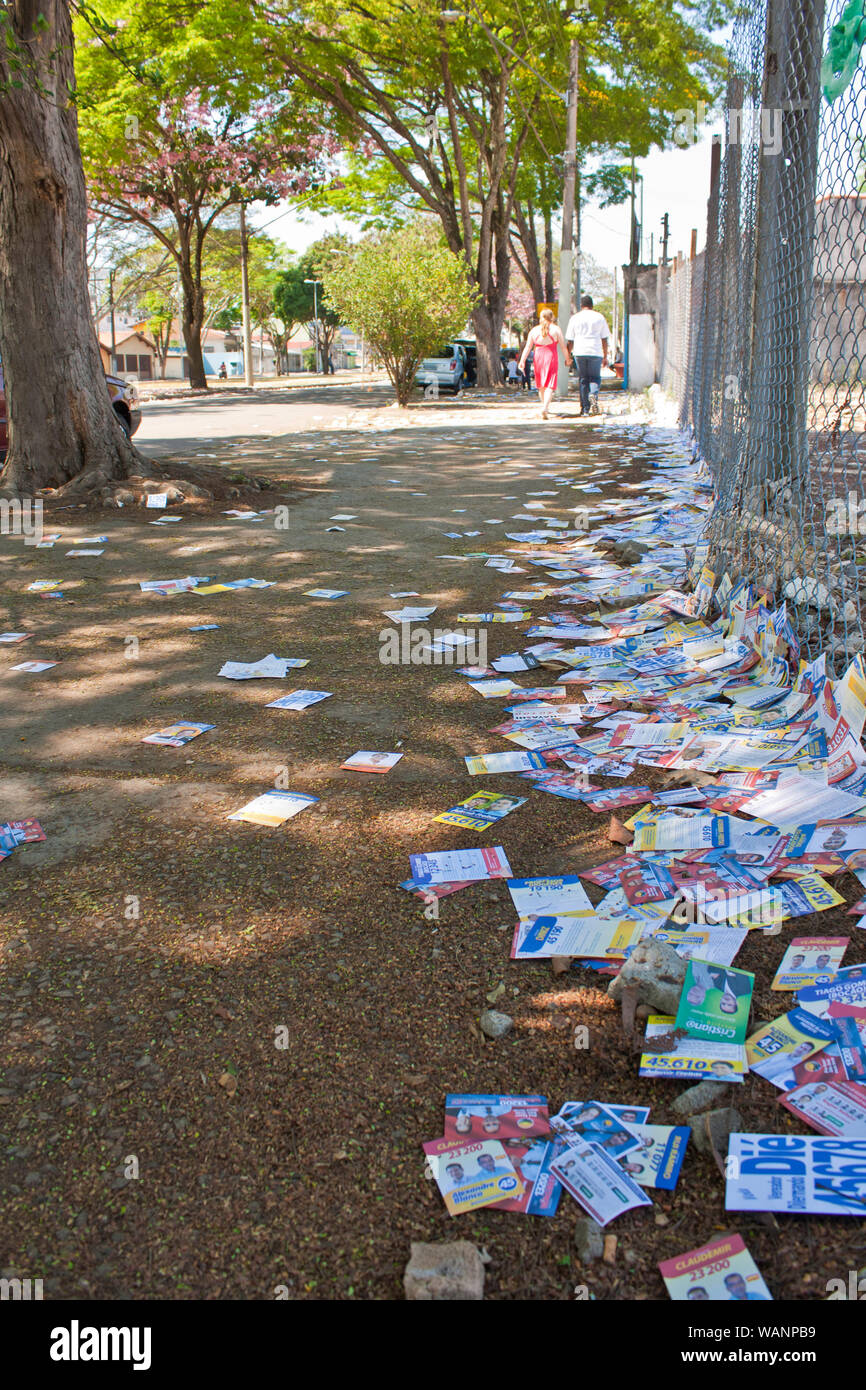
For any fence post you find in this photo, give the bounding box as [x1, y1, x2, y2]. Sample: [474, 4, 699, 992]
[694, 135, 722, 456]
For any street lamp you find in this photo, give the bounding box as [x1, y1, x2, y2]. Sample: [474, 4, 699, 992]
[304, 278, 322, 374]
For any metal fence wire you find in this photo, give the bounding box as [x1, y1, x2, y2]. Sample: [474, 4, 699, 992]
[660, 0, 866, 670]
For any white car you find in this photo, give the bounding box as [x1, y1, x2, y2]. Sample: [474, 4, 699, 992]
[415, 344, 466, 396]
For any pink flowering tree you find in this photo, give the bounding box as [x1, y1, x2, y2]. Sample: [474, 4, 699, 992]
[82, 93, 338, 387]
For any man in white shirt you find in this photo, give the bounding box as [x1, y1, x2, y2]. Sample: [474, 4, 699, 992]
[565, 294, 611, 416]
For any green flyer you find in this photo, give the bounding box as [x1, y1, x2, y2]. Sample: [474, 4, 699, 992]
[674, 959, 754, 1045]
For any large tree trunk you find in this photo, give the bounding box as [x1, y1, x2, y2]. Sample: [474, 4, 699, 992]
[471, 199, 511, 388]
[0, 0, 139, 496]
[180, 270, 208, 389]
[472, 303, 504, 387]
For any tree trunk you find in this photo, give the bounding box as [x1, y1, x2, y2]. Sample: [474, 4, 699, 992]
[0, 0, 139, 496]
[513, 200, 544, 306]
[472, 303, 504, 387]
[181, 276, 208, 389]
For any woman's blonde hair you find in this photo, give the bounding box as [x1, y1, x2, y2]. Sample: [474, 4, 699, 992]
[539, 307, 555, 324]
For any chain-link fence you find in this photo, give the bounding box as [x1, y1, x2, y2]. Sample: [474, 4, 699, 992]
[660, 0, 866, 670]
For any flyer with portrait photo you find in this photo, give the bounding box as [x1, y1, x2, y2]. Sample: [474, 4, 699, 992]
[639, 1016, 747, 1082]
[549, 1136, 652, 1225]
[549, 1101, 642, 1159]
[779, 1079, 866, 1136]
[444, 1094, 550, 1141]
[339, 751, 403, 773]
[434, 791, 527, 831]
[771, 936, 849, 991]
[674, 959, 754, 1045]
[659, 1234, 772, 1301]
[423, 1137, 524, 1216]
[619, 1125, 690, 1190]
[746, 1008, 838, 1088]
[486, 1136, 564, 1216]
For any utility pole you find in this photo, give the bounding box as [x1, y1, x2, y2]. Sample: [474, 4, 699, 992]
[660, 212, 670, 266]
[305, 279, 321, 373]
[629, 159, 639, 265]
[556, 37, 579, 400]
[108, 267, 117, 370]
[239, 202, 254, 388]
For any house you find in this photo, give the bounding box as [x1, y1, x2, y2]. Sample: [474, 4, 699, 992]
[811, 194, 866, 386]
[99, 328, 157, 380]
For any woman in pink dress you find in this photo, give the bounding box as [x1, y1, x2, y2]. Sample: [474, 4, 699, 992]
[518, 308, 571, 419]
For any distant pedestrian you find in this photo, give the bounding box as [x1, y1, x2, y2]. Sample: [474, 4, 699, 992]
[519, 308, 570, 419]
[565, 294, 610, 416]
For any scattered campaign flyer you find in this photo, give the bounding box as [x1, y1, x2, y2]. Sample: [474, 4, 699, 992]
[0, 633, 31, 643]
[304, 588, 349, 599]
[631, 812, 731, 852]
[340, 751, 403, 773]
[492, 1137, 564, 1216]
[464, 750, 547, 775]
[266, 690, 332, 710]
[444, 1094, 550, 1140]
[659, 1234, 772, 1301]
[798, 972, 866, 1020]
[639, 1016, 747, 1082]
[674, 960, 754, 1045]
[648, 927, 748, 967]
[549, 1135, 652, 1225]
[423, 1137, 524, 1216]
[771, 936, 849, 990]
[409, 846, 513, 885]
[468, 678, 522, 698]
[434, 791, 527, 830]
[746, 1008, 838, 1088]
[511, 913, 643, 960]
[507, 875, 594, 918]
[141, 722, 214, 747]
[833, 1013, 866, 1079]
[787, 820, 866, 858]
[726, 1133, 866, 1215]
[145, 493, 168, 508]
[550, 1101, 642, 1158]
[9, 660, 57, 672]
[582, 785, 654, 812]
[218, 654, 292, 680]
[620, 1125, 690, 1190]
[739, 774, 866, 827]
[226, 791, 319, 826]
[779, 1079, 866, 1136]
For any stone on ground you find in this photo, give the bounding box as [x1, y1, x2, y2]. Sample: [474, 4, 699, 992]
[403, 1240, 485, 1300]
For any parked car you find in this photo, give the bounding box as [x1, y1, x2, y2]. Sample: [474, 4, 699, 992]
[0, 368, 141, 455]
[452, 338, 478, 386]
[414, 343, 466, 396]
